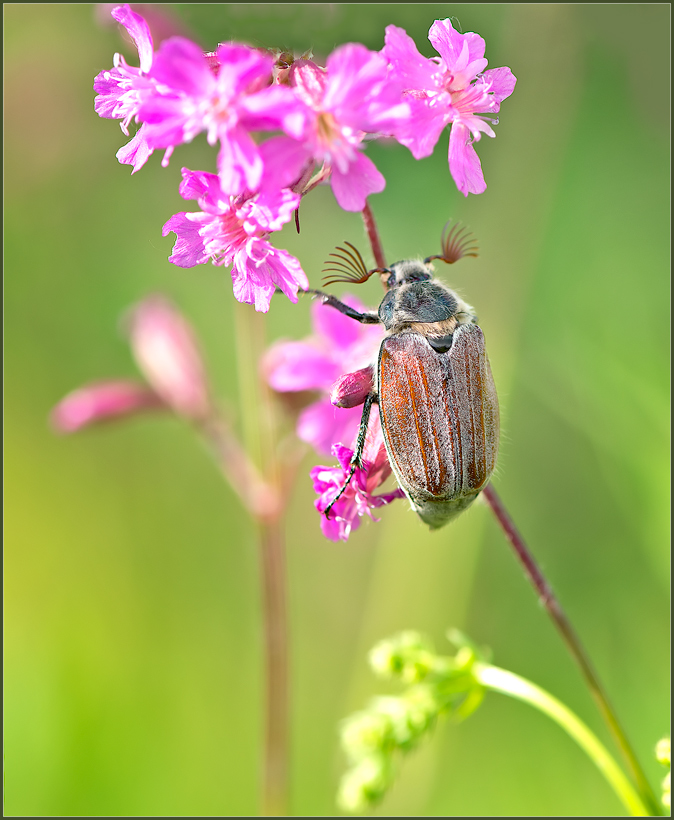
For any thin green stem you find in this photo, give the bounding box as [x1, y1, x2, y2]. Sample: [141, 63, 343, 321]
[473, 663, 650, 817]
[482, 484, 660, 815]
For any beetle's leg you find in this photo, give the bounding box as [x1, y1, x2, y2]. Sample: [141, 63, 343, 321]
[302, 289, 381, 324]
[325, 392, 378, 519]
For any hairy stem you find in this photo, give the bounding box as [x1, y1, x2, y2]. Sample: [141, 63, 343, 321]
[474, 663, 650, 816]
[361, 200, 387, 270]
[482, 484, 660, 815]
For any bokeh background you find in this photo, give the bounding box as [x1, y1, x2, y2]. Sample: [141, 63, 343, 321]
[5, 4, 669, 816]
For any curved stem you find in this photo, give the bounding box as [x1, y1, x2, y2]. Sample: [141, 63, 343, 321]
[482, 484, 660, 815]
[473, 663, 650, 817]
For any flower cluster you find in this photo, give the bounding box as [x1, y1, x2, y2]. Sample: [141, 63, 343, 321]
[338, 631, 484, 813]
[95, 6, 515, 311]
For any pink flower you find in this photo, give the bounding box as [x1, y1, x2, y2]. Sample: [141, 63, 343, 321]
[52, 295, 214, 432]
[311, 421, 405, 542]
[94, 4, 160, 172]
[126, 295, 212, 419]
[383, 19, 516, 196]
[162, 168, 308, 313]
[262, 295, 384, 453]
[138, 39, 306, 193]
[51, 380, 164, 433]
[264, 46, 410, 212]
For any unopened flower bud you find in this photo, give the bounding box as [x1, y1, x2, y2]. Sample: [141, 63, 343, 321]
[330, 366, 374, 409]
[127, 296, 212, 421]
[51, 380, 164, 433]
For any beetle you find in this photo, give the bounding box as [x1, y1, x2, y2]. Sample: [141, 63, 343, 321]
[308, 222, 499, 530]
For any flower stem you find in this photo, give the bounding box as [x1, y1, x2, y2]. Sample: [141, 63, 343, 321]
[361, 200, 387, 270]
[473, 663, 650, 816]
[259, 517, 290, 816]
[233, 304, 290, 816]
[482, 483, 660, 816]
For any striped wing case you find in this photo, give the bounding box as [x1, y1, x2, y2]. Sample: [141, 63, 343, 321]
[378, 324, 499, 529]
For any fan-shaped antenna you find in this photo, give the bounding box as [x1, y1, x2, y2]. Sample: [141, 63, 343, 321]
[425, 220, 478, 265]
[322, 242, 383, 287]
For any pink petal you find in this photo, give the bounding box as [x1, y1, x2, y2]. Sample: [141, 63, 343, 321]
[323, 43, 387, 114]
[448, 122, 486, 196]
[215, 44, 274, 96]
[217, 125, 264, 195]
[178, 168, 229, 213]
[330, 151, 385, 212]
[138, 94, 196, 148]
[231, 263, 276, 313]
[51, 380, 164, 433]
[258, 136, 312, 192]
[482, 66, 517, 107]
[240, 85, 307, 139]
[116, 124, 154, 172]
[383, 25, 437, 92]
[290, 60, 327, 107]
[393, 95, 449, 160]
[298, 400, 362, 455]
[264, 341, 339, 392]
[242, 188, 300, 232]
[429, 19, 486, 74]
[111, 4, 154, 73]
[148, 36, 213, 96]
[324, 44, 409, 133]
[127, 295, 212, 420]
[310, 296, 369, 350]
[162, 212, 210, 267]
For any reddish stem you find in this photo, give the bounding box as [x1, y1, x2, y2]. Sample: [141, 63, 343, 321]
[361, 200, 387, 270]
[259, 519, 289, 816]
[482, 483, 660, 815]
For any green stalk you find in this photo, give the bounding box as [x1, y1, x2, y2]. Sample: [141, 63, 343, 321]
[473, 663, 650, 817]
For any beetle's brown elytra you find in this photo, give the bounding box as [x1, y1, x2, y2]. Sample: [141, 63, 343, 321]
[379, 326, 498, 529]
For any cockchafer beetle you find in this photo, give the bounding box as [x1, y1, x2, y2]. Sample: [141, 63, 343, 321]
[308, 222, 499, 530]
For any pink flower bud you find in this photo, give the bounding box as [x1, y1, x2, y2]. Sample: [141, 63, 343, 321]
[127, 296, 212, 420]
[330, 366, 374, 409]
[51, 380, 164, 433]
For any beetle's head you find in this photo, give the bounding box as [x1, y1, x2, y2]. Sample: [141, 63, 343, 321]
[382, 260, 433, 291]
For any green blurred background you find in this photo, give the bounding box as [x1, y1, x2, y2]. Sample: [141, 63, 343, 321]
[4, 4, 669, 816]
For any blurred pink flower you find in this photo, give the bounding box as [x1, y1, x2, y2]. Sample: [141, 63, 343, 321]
[52, 295, 213, 432]
[383, 19, 516, 195]
[127, 295, 212, 419]
[162, 168, 308, 313]
[311, 424, 405, 542]
[263, 295, 384, 454]
[51, 380, 164, 433]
